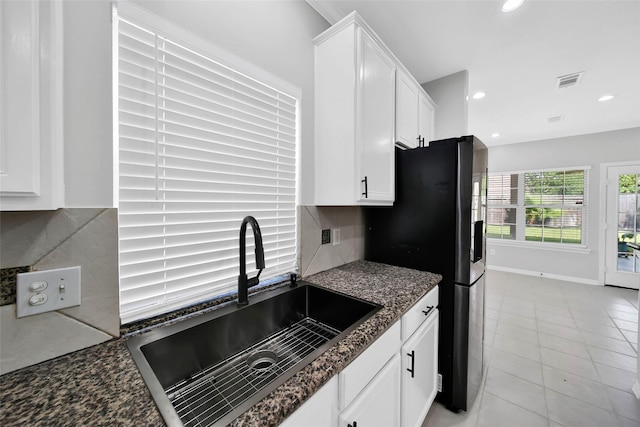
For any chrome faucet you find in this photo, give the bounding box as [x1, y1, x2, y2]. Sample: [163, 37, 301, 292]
[237, 216, 265, 306]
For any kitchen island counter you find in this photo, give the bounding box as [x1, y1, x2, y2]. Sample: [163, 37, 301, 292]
[0, 261, 440, 426]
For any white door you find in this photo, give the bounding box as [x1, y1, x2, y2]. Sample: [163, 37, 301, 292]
[605, 164, 640, 289]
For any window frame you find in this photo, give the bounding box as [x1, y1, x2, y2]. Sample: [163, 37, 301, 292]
[487, 166, 590, 251]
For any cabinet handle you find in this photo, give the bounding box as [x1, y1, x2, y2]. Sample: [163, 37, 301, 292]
[422, 305, 435, 316]
[407, 350, 415, 378]
[361, 176, 368, 198]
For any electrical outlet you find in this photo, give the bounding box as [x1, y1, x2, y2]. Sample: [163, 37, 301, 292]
[321, 229, 331, 245]
[16, 266, 81, 318]
[490, 249, 496, 256]
[332, 228, 341, 246]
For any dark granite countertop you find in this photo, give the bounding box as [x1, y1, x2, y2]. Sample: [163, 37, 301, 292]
[0, 261, 440, 426]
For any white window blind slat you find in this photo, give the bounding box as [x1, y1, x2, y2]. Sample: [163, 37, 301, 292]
[159, 115, 296, 150]
[159, 135, 295, 164]
[118, 212, 296, 228]
[120, 247, 296, 283]
[157, 66, 297, 125]
[159, 40, 296, 110]
[117, 15, 298, 324]
[157, 92, 297, 138]
[118, 201, 294, 215]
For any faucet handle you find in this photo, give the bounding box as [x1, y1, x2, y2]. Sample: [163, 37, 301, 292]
[247, 276, 260, 288]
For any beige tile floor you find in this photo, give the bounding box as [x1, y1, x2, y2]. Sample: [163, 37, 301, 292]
[423, 269, 639, 427]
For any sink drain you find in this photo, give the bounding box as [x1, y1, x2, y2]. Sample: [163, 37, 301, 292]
[247, 349, 278, 374]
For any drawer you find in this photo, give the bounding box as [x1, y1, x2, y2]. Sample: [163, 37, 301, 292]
[401, 287, 438, 341]
[339, 321, 401, 410]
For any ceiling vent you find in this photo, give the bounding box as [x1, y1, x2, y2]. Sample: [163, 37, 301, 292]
[556, 72, 584, 89]
[548, 115, 564, 123]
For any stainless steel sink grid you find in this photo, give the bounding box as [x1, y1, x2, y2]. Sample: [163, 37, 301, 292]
[167, 318, 339, 427]
[127, 283, 381, 427]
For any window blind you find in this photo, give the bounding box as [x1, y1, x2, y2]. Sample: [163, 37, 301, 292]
[117, 16, 298, 324]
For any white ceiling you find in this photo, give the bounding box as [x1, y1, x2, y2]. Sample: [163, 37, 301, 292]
[307, 0, 640, 147]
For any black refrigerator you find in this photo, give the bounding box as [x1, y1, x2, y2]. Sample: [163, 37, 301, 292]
[364, 135, 487, 412]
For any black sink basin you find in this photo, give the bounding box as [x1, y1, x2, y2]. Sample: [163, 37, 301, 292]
[127, 282, 381, 427]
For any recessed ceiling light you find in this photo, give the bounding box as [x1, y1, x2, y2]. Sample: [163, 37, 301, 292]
[472, 92, 486, 100]
[598, 94, 614, 102]
[502, 0, 525, 12]
[491, 133, 500, 138]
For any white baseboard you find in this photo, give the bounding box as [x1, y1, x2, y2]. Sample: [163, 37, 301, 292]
[487, 265, 599, 286]
[634, 381, 640, 399]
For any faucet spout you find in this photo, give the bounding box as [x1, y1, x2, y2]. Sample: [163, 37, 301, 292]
[238, 216, 265, 306]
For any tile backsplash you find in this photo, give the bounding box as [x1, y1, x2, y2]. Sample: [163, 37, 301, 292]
[0, 205, 364, 374]
[298, 206, 365, 277]
[0, 208, 119, 375]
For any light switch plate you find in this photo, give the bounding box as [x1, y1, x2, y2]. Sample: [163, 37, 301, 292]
[16, 266, 81, 318]
[332, 228, 341, 246]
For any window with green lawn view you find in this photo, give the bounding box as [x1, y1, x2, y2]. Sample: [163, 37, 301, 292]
[487, 169, 588, 245]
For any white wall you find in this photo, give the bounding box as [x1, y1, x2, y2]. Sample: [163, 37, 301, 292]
[63, 0, 114, 207]
[421, 70, 469, 140]
[487, 127, 640, 283]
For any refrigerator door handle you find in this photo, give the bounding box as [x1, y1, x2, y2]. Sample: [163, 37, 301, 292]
[473, 220, 484, 263]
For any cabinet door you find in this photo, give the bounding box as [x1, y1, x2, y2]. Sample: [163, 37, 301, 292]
[339, 354, 401, 427]
[280, 376, 339, 427]
[355, 29, 395, 204]
[401, 310, 439, 427]
[0, 0, 63, 210]
[418, 93, 434, 146]
[0, 0, 39, 196]
[395, 71, 419, 149]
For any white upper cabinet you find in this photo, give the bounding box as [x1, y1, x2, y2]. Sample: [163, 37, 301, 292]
[314, 12, 396, 206]
[356, 30, 396, 204]
[418, 90, 435, 146]
[396, 70, 420, 149]
[313, 12, 437, 205]
[396, 68, 435, 149]
[0, 0, 64, 210]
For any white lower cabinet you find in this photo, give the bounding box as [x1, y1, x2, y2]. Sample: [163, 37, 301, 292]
[280, 288, 439, 427]
[339, 354, 401, 427]
[279, 376, 339, 427]
[401, 310, 439, 427]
